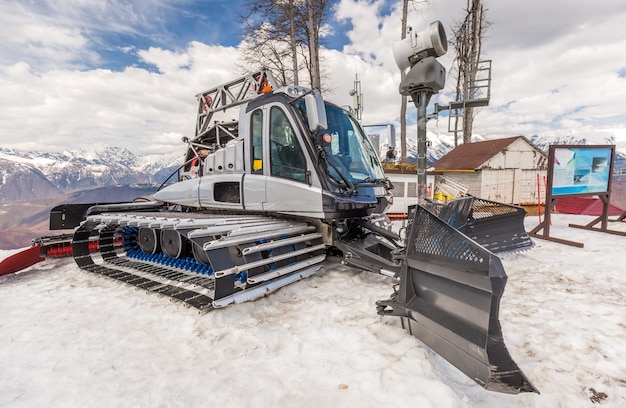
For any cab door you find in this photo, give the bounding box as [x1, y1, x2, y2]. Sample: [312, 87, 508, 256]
[243, 103, 323, 216]
[263, 105, 323, 216]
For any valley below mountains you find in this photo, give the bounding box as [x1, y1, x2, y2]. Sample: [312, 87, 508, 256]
[0, 146, 181, 249]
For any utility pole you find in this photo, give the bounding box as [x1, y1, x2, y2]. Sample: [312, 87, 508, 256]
[349, 74, 363, 120]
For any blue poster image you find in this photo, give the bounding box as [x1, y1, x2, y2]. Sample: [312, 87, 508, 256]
[552, 147, 612, 196]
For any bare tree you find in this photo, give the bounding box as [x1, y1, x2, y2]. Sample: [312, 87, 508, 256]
[240, 0, 331, 90]
[450, 0, 489, 144]
[240, 25, 293, 85]
[240, 1, 300, 86]
[288, 0, 299, 85]
[305, 0, 321, 90]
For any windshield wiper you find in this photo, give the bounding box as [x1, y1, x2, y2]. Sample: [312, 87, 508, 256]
[354, 177, 388, 186]
[328, 160, 356, 193]
[319, 149, 356, 194]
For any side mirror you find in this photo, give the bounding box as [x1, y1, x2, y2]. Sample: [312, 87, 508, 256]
[304, 91, 327, 132]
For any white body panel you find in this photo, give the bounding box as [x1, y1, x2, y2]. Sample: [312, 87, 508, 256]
[242, 174, 267, 211]
[264, 176, 325, 217]
[204, 140, 244, 174]
[154, 178, 201, 208]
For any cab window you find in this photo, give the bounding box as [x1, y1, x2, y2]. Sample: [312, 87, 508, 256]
[270, 107, 306, 182]
[251, 109, 263, 174]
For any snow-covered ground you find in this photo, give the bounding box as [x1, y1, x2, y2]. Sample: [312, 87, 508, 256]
[1, 214, 625, 407]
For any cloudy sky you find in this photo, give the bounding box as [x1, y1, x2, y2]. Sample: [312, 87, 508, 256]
[1, 0, 626, 155]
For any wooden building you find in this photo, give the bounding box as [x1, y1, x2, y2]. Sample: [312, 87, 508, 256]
[431, 136, 548, 204]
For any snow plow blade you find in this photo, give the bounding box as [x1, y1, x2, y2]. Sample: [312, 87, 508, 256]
[377, 205, 538, 394]
[465, 197, 533, 253]
[425, 196, 533, 254]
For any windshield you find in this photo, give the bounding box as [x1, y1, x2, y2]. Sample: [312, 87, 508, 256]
[295, 100, 385, 186]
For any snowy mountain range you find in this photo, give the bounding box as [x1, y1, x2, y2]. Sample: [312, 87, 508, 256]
[0, 146, 182, 203]
[2, 133, 625, 204]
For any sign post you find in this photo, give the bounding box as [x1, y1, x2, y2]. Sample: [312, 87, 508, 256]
[530, 144, 625, 247]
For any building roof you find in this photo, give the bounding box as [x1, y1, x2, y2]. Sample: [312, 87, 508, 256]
[432, 135, 529, 171]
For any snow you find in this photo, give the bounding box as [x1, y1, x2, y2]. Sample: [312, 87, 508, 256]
[1, 214, 626, 407]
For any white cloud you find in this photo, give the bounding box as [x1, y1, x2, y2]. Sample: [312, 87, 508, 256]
[1, 0, 626, 156]
[137, 47, 191, 74]
[0, 41, 243, 155]
[469, 1, 626, 141]
[368, 0, 626, 144]
[0, 4, 93, 70]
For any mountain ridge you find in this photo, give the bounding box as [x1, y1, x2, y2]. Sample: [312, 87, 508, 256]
[2, 133, 625, 205]
[0, 146, 182, 203]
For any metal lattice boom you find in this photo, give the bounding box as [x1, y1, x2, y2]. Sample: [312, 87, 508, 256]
[195, 70, 278, 137]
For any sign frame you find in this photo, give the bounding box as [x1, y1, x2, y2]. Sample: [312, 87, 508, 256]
[549, 145, 613, 197]
[530, 144, 626, 247]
